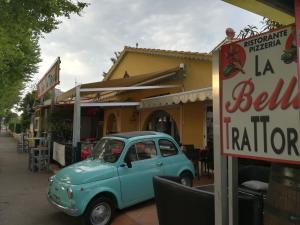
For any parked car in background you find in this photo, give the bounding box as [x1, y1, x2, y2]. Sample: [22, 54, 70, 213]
[48, 131, 195, 225]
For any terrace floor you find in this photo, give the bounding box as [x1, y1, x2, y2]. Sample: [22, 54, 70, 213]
[111, 176, 214, 225]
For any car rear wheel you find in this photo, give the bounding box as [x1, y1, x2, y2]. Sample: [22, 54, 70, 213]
[180, 172, 193, 187]
[84, 196, 115, 225]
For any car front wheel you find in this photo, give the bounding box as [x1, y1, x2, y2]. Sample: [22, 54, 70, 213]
[84, 196, 115, 225]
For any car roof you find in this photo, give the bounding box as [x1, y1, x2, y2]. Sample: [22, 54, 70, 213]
[107, 131, 170, 139]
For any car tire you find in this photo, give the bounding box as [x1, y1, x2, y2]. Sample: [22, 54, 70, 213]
[180, 172, 193, 187]
[84, 196, 115, 225]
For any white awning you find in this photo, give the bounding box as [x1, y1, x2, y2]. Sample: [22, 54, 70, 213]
[140, 87, 212, 109]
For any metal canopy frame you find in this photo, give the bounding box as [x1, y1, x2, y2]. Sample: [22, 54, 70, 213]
[72, 84, 175, 147]
[72, 85, 142, 147]
[80, 85, 180, 92]
[80, 102, 140, 107]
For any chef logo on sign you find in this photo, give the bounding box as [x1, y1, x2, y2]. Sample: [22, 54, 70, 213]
[220, 43, 246, 80]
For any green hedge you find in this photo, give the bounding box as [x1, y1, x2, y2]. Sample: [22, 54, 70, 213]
[9, 123, 21, 134]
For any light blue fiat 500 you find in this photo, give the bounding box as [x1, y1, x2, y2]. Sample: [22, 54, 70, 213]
[48, 131, 195, 225]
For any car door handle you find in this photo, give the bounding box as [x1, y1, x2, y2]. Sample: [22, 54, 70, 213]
[156, 162, 163, 167]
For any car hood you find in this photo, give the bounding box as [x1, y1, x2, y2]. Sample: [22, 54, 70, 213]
[54, 160, 117, 185]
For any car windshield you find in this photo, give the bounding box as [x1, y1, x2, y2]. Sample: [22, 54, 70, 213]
[92, 138, 125, 163]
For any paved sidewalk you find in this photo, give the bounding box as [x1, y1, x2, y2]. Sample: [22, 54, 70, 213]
[0, 132, 158, 225]
[0, 132, 81, 225]
[0, 131, 213, 225]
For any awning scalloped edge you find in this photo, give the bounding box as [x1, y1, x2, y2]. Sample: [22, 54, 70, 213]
[140, 87, 212, 108]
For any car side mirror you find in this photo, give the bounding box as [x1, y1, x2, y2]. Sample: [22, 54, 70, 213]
[125, 157, 132, 168]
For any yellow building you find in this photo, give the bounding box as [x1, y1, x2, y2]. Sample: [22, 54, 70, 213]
[57, 46, 212, 149]
[97, 46, 212, 149]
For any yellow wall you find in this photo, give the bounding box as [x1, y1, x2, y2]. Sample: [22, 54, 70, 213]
[104, 107, 138, 135]
[140, 102, 206, 149]
[182, 102, 205, 149]
[103, 50, 212, 148]
[103, 109, 120, 134]
[103, 101, 207, 149]
[139, 106, 180, 131]
[109, 52, 211, 91]
[120, 108, 139, 132]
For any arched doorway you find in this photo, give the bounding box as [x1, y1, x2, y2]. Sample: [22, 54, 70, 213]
[106, 113, 117, 134]
[144, 110, 180, 142]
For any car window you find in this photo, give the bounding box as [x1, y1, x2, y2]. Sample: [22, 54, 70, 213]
[159, 139, 178, 157]
[126, 145, 138, 162]
[126, 141, 157, 161]
[92, 138, 124, 163]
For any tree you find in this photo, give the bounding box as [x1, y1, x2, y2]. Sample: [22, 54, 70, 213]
[0, 0, 88, 114]
[19, 91, 37, 132]
[3, 110, 20, 132]
[237, 17, 283, 39]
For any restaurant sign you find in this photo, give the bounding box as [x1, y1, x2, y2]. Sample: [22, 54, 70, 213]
[220, 24, 300, 164]
[37, 57, 60, 99]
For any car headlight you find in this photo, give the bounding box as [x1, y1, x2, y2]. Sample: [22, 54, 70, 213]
[48, 176, 54, 186]
[67, 187, 73, 199]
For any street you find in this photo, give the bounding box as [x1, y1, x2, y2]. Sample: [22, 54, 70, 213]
[0, 132, 160, 225]
[0, 132, 211, 225]
[0, 132, 81, 225]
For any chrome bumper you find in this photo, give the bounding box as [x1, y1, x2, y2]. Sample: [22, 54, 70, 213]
[47, 194, 80, 216]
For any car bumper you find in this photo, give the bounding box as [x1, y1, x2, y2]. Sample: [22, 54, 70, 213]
[47, 194, 80, 216]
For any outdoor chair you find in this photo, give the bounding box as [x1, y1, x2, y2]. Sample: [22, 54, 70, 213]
[205, 147, 214, 176]
[153, 176, 264, 225]
[184, 144, 200, 179]
[198, 149, 209, 175]
[238, 165, 270, 186]
[153, 176, 214, 225]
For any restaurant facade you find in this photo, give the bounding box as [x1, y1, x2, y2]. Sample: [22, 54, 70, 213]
[56, 46, 212, 150]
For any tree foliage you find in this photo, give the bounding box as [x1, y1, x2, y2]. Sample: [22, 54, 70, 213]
[0, 0, 88, 116]
[237, 17, 283, 39]
[19, 90, 37, 131]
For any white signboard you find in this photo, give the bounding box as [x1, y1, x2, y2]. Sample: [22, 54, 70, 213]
[37, 57, 60, 99]
[220, 24, 300, 164]
[53, 142, 65, 166]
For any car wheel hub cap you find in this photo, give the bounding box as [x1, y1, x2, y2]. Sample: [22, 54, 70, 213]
[181, 178, 187, 185]
[90, 203, 111, 225]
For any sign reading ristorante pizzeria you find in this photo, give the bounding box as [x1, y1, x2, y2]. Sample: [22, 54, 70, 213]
[220, 24, 299, 163]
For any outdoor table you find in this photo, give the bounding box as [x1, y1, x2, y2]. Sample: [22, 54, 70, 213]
[198, 149, 208, 176]
[25, 137, 46, 148]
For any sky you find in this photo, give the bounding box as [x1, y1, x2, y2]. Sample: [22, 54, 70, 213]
[34, 0, 263, 93]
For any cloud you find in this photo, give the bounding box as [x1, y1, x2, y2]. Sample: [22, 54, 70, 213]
[34, 0, 262, 92]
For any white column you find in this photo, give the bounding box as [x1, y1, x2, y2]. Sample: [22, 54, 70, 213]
[228, 157, 238, 225]
[212, 50, 228, 225]
[72, 85, 81, 147]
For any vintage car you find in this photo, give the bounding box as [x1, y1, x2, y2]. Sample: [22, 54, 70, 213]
[48, 131, 195, 225]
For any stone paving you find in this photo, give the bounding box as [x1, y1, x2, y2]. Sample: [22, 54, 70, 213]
[0, 132, 81, 225]
[0, 131, 213, 225]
